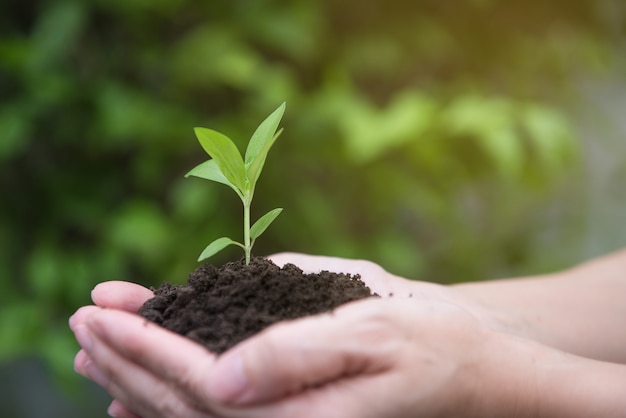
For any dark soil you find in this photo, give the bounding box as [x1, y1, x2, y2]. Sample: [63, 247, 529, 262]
[138, 257, 377, 354]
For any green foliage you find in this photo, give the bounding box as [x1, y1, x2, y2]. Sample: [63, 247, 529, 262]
[0, 0, 623, 403]
[187, 104, 285, 264]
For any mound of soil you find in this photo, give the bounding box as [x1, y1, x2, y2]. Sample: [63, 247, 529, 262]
[138, 257, 377, 354]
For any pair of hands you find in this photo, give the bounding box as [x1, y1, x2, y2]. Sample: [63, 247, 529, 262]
[69, 253, 552, 418]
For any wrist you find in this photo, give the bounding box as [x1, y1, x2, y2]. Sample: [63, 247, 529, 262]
[463, 330, 540, 417]
[475, 331, 626, 417]
[450, 274, 570, 345]
[534, 352, 626, 416]
[448, 282, 530, 339]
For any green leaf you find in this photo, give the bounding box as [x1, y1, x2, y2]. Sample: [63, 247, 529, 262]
[245, 102, 285, 166]
[194, 127, 246, 192]
[247, 128, 283, 195]
[250, 208, 283, 241]
[198, 237, 243, 262]
[245, 102, 286, 188]
[185, 159, 241, 196]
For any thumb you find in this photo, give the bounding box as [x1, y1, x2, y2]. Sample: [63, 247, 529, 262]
[206, 299, 395, 406]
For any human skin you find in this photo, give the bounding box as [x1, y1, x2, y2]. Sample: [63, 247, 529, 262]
[451, 248, 626, 364]
[272, 250, 626, 364]
[69, 250, 626, 417]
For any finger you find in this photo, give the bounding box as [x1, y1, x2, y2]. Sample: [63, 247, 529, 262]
[69, 305, 102, 331]
[91, 281, 154, 312]
[108, 399, 143, 418]
[77, 324, 183, 418]
[73, 348, 90, 377]
[75, 317, 216, 417]
[206, 299, 398, 406]
[76, 308, 234, 416]
[268, 252, 380, 276]
[268, 253, 407, 297]
[84, 309, 216, 384]
[268, 252, 335, 272]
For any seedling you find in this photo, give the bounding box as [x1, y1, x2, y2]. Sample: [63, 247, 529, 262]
[185, 102, 286, 265]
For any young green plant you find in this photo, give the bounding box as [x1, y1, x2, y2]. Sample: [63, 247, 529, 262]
[185, 102, 285, 265]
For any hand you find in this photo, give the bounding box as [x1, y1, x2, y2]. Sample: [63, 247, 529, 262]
[68, 254, 523, 417]
[71, 284, 562, 418]
[70, 281, 154, 417]
[70, 254, 416, 417]
[204, 293, 626, 417]
[195, 254, 626, 416]
[206, 296, 528, 417]
[270, 252, 416, 296]
[269, 253, 516, 336]
[70, 252, 626, 417]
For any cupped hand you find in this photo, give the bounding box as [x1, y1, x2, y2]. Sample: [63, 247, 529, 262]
[70, 281, 155, 417]
[71, 288, 523, 417]
[206, 296, 516, 417]
[269, 252, 414, 297]
[269, 253, 512, 334]
[68, 253, 527, 418]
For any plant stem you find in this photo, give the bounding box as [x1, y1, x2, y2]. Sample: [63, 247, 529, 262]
[244, 199, 251, 265]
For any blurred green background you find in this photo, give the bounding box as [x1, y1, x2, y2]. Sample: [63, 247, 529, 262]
[1, 0, 625, 416]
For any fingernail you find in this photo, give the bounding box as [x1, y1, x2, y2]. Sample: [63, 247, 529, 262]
[209, 352, 249, 403]
[73, 349, 88, 376]
[74, 325, 93, 353]
[68, 313, 77, 331]
[107, 402, 120, 417]
[85, 359, 110, 388]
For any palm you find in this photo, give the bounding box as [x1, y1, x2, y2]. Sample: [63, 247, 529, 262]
[268, 252, 418, 297]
